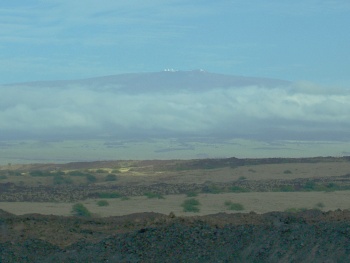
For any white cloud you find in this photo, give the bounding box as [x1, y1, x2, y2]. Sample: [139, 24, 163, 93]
[1, 80, 350, 141]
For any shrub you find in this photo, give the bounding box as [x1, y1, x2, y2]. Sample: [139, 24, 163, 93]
[111, 169, 121, 174]
[181, 198, 200, 212]
[229, 186, 250, 193]
[283, 170, 292, 174]
[85, 174, 97, 183]
[0, 175, 8, 180]
[276, 185, 295, 192]
[105, 174, 117, 181]
[71, 203, 92, 217]
[121, 196, 130, 201]
[98, 192, 122, 198]
[97, 200, 109, 206]
[29, 170, 52, 177]
[144, 192, 165, 199]
[303, 181, 316, 191]
[238, 176, 247, 181]
[53, 175, 73, 185]
[224, 201, 244, 211]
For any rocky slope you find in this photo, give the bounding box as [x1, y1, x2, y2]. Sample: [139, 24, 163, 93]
[1, 209, 350, 262]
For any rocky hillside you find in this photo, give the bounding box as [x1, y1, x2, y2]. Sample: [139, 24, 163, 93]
[1, 209, 350, 262]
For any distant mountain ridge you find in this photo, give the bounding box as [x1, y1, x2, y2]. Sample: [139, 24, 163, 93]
[5, 70, 291, 93]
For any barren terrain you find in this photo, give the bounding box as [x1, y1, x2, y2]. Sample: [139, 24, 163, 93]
[1, 157, 350, 262]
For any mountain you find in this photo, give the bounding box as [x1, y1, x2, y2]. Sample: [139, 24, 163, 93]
[6, 70, 291, 93]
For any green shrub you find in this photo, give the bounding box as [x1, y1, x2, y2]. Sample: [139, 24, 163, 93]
[303, 181, 316, 191]
[181, 198, 200, 212]
[29, 170, 52, 177]
[186, 191, 198, 197]
[53, 175, 73, 185]
[97, 200, 109, 206]
[85, 174, 97, 183]
[224, 201, 244, 211]
[105, 174, 117, 181]
[229, 186, 250, 193]
[111, 169, 121, 174]
[283, 170, 292, 174]
[144, 192, 165, 199]
[98, 192, 122, 198]
[71, 203, 92, 217]
[0, 175, 8, 180]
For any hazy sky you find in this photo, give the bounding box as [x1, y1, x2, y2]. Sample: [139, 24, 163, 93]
[1, 0, 350, 85]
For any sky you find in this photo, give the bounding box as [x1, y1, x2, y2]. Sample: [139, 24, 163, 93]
[1, 1, 350, 161]
[1, 0, 350, 85]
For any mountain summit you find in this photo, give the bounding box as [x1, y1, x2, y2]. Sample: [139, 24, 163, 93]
[7, 70, 291, 93]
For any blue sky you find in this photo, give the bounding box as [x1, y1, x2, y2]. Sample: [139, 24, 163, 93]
[1, 0, 350, 85]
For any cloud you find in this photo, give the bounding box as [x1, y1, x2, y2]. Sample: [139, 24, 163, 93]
[1, 79, 350, 141]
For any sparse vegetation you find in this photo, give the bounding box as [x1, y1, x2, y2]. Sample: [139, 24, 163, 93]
[68, 171, 88, 177]
[238, 176, 247, 181]
[224, 201, 244, 211]
[53, 175, 73, 185]
[105, 174, 117, 181]
[85, 174, 97, 183]
[144, 192, 165, 199]
[284, 170, 292, 174]
[71, 203, 92, 217]
[97, 200, 109, 206]
[181, 198, 200, 212]
[284, 207, 308, 213]
[229, 186, 250, 193]
[315, 202, 325, 208]
[98, 192, 122, 198]
[186, 191, 198, 197]
[202, 183, 223, 194]
[0, 175, 8, 180]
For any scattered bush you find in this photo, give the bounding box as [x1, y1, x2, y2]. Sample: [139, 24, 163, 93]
[95, 169, 105, 173]
[303, 181, 316, 191]
[248, 169, 256, 173]
[98, 192, 122, 198]
[111, 169, 121, 174]
[181, 198, 200, 212]
[144, 192, 165, 199]
[97, 200, 109, 206]
[71, 203, 92, 217]
[283, 170, 292, 174]
[105, 174, 117, 181]
[224, 201, 244, 211]
[0, 175, 8, 180]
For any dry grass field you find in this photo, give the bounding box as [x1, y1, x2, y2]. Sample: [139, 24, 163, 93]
[1, 157, 350, 217]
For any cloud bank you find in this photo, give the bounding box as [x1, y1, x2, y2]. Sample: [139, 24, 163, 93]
[1, 75, 349, 142]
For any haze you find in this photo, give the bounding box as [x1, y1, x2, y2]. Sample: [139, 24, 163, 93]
[1, 1, 350, 163]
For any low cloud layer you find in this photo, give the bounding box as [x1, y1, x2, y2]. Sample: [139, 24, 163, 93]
[1, 80, 350, 141]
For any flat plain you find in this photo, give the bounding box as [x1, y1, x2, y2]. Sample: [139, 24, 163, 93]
[1, 157, 350, 217]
